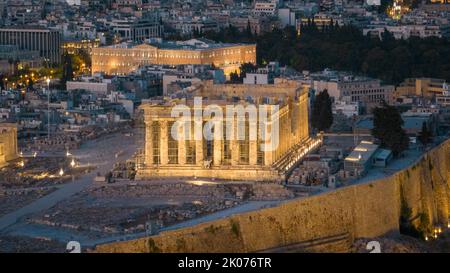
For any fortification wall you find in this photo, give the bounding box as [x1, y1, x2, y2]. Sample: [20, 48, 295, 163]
[96, 140, 450, 253]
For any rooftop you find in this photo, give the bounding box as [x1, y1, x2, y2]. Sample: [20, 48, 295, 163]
[0, 26, 59, 32]
[104, 38, 254, 51]
[356, 113, 433, 131]
[345, 141, 379, 164]
[374, 149, 392, 161]
[310, 69, 378, 83]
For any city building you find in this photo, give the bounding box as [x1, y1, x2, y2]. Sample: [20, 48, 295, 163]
[364, 25, 443, 40]
[298, 13, 343, 33]
[162, 65, 225, 96]
[253, 1, 278, 17]
[312, 69, 394, 111]
[354, 113, 437, 136]
[0, 45, 43, 74]
[229, 16, 276, 35]
[278, 8, 297, 27]
[136, 80, 317, 181]
[91, 38, 256, 76]
[62, 38, 101, 55]
[172, 17, 219, 36]
[243, 73, 270, 85]
[0, 27, 62, 64]
[111, 15, 163, 42]
[243, 61, 286, 85]
[436, 94, 450, 106]
[66, 78, 116, 95]
[395, 78, 448, 98]
[333, 101, 360, 118]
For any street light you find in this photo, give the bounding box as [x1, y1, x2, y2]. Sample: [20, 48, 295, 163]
[70, 159, 76, 168]
[46, 78, 51, 140]
[59, 168, 64, 176]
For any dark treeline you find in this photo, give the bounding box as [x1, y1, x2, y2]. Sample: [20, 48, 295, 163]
[199, 23, 450, 85]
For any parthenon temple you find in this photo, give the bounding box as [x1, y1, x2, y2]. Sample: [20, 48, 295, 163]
[136, 80, 320, 181]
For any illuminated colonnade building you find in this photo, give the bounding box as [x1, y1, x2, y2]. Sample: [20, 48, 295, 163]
[136, 81, 320, 181]
[91, 38, 256, 76]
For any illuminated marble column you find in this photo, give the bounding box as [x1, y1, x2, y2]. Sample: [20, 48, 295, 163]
[195, 139, 203, 165]
[159, 120, 169, 165]
[230, 140, 239, 165]
[264, 150, 274, 166]
[178, 123, 187, 165]
[193, 117, 204, 165]
[213, 138, 222, 166]
[231, 122, 239, 165]
[249, 117, 258, 165]
[264, 120, 274, 166]
[145, 120, 153, 166]
[249, 140, 258, 165]
[300, 93, 309, 139]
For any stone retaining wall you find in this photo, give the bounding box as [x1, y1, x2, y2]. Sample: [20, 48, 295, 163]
[95, 140, 450, 253]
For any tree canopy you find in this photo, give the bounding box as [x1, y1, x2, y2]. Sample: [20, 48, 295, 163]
[418, 121, 432, 146]
[60, 53, 74, 89]
[311, 89, 333, 132]
[202, 24, 450, 85]
[228, 63, 257, 83]
[372, 102, 409, 156]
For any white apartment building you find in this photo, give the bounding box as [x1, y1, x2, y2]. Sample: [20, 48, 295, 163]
[253, 1, 277, 16]
[333, 101, 361, 117]
[243, 73, 270, 85]
[364, 25, 442, 40]
[66, 78, 115, 95]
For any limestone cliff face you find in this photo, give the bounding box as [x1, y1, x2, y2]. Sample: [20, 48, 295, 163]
[95, 140, 450, 253]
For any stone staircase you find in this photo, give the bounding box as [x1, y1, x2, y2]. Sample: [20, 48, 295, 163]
[256, 232, 352, 253]
[271, 137, 322, 177]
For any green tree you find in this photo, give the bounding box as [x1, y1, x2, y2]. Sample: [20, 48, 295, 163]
[418, 121, 432, 146]
[372, 102, 409, 156]
[245, 20, 253, 39]
[0, 74, 4, 90]
[239, 62, 257, 80]
[311, 89, 333, 132]
[27, 77, 34, 90]
[203, 24, 450, 85]
[229, 71, 240, 83]
[61, 53, 74, 89]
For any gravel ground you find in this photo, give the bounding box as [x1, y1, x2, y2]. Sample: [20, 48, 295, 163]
[0, 188, 57, 217]
[0, 235, 66, 253]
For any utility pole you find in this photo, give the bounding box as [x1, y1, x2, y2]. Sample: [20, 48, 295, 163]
[47, 78, 51, 140]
